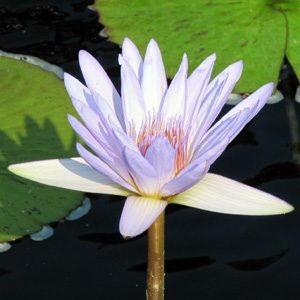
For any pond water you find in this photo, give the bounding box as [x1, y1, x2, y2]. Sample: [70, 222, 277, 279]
[0, 1, 299, 299]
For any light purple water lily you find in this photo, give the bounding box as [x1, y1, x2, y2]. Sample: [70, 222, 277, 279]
[9, 38, 293, 237]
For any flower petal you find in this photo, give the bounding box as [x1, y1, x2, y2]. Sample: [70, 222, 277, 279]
[192, 112, 243, 164]
[119, 55, 146, 133]
[142, 39, 167, 115]
[193, 82, 274, 163]
[119, 195, 168, 237]
[145, 136, 176, 188]
[68, 114, 114, 165]
[217, 82, 274, 126]
[192, 60, 243, 136]
[170, 173, 294, 215]
[8, 158, 130, 196]
[161, 160, 210, 197]
[78, 50, 124, 124]
[122, 147, 159, 195]
[64, 73, 97, 111]
[160, 54, 188, 120]
[185, 53, 216, 129]
[77, 143, 138, 193]
[122, 37, 143, 82]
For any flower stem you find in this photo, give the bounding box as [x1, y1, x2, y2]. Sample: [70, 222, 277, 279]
[146, 210, 165, 300]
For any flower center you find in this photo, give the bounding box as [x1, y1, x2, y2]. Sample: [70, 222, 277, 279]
[130, 116, 189, 175]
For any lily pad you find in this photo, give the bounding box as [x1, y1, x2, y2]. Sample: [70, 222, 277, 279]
[0, 56, 83, 242]
[94, 0, 300, 93]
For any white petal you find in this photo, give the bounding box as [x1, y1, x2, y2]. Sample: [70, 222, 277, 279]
[78, 50, 124, 124]
[190, 60, 243, 141]
[119, 195, 168, 237]
[170, 173, 294, 215]
[185, 53, 216, 129]
[122, 37, 143, 82]
[119, 55, 146, 133]
[8, 158, 130, 196]
[160, 54, 188, 120]
[64, 73, 95, 109]
[142, 39, 167, 115]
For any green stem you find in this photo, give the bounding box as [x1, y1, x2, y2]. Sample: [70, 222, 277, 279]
[146, 210, 165, 300]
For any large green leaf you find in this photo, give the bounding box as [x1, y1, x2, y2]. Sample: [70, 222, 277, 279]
[95, 0, 300, 93]
[0, 57, 83, 243]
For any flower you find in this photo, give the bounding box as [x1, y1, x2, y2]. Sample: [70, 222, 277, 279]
[9, 38, 293, 237]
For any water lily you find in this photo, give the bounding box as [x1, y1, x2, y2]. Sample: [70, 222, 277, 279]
[9, 38, 293, 239]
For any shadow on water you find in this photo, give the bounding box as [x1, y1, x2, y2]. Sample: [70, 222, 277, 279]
[226, 249, 289, 271]
[128, 256, 216, 273]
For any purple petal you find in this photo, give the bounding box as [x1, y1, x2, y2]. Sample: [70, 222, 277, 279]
[170, 173, 294, 215]
[122, 37, 143, 82]
[145, 136, 176, 188]
[77, 143, 138, 193]
[64, 73, 99, 113]
[119, 55, 146, 133]
[141, 39, 167, 115]
[122, 147, 159, 195]
[119, 195, 168, 237]
[68, 114, 114, 165]
[90, 89, 123, 130]
[161, 160, 210, 197]
[8, 158, 130, 196]
[191, 60, 243, 137]
[218, 82, 274, 125]
[193, 82, 274, 163]
[78, 50, 124, 125]
[160, 54, 188, 120]
[192, 112, 243, 164]
[185, 53, 216, 129]
[68, 115, 133, 185]
[188, 76, 227, 156]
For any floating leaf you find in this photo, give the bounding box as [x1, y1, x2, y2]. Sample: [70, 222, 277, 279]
[0, 56, 83, 242]
[95, 0, 300, 93]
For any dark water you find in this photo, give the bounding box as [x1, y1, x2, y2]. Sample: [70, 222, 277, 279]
[0, 1, 299, 299]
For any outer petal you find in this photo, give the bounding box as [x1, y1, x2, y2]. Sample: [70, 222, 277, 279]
[161, 160, 210, 197]
[68, 114, 114, 165]
[145, 136, 176, 188]
[185, 53, 216, 129]
[193, 82, 274, 163]
[119, 55, 146, 133]
[122, 37, 143, 82]
[8, 158, 130, 196]
[216, 82, 274, 126]
[64, 73, 98, 112]
[119, 195, 168, 237]
[78, 50, 124, 125]
[170, 173, 294, 215]
[191, 60, 243, 139]
[142, 39, 167, 115]
[122, 147, 159, 195]
[160, 54, 188, 120]
[77, 143, 138, 193]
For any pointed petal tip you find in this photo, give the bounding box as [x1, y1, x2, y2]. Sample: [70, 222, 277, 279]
[119, 196, 168, 237]
[170, 173, 294, 216]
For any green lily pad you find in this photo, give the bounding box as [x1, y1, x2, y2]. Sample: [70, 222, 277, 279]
[0, 56, 83, 243]
[95, 0, 300, 93]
